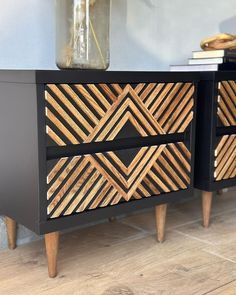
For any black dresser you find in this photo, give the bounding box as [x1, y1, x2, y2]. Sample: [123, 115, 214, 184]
[0, 70, 198, 277]
[194, 71, 236, 227]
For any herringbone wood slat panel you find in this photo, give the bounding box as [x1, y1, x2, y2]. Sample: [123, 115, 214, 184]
[214, 135, 236, 181]
[45, 83, 195, 145]
[218, 81, 236, 127]
[45, 83, 193, 219]
[47, 142, 191, 219]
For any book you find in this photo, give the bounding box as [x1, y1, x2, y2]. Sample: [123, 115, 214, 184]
[192, 49, 236, 59]
[188, 57, 236, 65]
[170, 63, 236, 72]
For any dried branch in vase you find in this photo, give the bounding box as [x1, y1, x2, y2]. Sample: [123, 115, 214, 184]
[63, 0, 106, 68]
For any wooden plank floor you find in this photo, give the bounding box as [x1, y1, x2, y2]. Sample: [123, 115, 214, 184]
[0, 190, 236, 295]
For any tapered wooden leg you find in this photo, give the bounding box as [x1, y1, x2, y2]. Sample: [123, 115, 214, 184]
[155, 204, 167, 243]
[202, 191, 213, 228]
[5, 217, 17, 250]
[45, 232, 59, 278]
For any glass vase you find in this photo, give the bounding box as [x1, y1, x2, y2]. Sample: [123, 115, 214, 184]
[56, 0, 110, 70]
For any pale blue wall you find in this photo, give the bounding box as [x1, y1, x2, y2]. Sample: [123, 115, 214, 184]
[0, 0, 235, 247]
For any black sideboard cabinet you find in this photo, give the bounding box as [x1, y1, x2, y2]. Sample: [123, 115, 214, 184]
[194, 71, 236, 227]
[0, 70, 198, 277]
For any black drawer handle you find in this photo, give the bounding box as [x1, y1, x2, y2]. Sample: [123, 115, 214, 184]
[47, 133, 185, 160]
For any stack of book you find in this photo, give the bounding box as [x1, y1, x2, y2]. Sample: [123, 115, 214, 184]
[170, 49, 236, 71]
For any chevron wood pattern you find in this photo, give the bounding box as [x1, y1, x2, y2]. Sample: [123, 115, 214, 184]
[47, 142, 191, 219]
[217, 81, 236, 127]
[214, 135, 236, 181]
[45, 83, 195, 145]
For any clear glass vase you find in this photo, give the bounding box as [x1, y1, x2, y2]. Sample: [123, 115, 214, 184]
[55, 0, 110, 70]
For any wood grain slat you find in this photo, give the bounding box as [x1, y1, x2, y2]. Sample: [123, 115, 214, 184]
[215, 135, 229, 156]
[162, 87, 194, 132]
[139, 83, 157, 101]
[127, 146, 166, 198]
[178, 111, 194, 133]
[89, 182, 112, 209]
[149, 83, 175, 114]
[168, 143, 191, 172]
[159, 83, 191, 126]
[215, 137, 236, 177]
[110, 84, 123, 95]
[46, 108, 79, 144]
[219, 85, 236, 118]
[163, 148, 190, 184]
[73, 84, 107, 117]
[47, 156, 81, 200]
[222, 81, 236, 106]
[48, 85, 97, 129]
[144, 83, 165, 108]
[217, 108, 230, 127]
[47, 157, 68, 184]
[127, 146, 162, 188]
[218, 96, 235, 126]
[46, 126, 66, 146]
[147, 170, 170, 193]
[215, 135, 235, 165]
[169, 99, 194, 133]
[216, 150, 236, 181]
[46, 92, 88, 139]
[177, 142, 191, 160]
[48, 159, 92, 217]
[134, 83, 146, 95]
[52, 166, 100, 218]
[152, 163, 179, 191]
[100, 190, 118, 207]
[88, 155, 128, 200]
[98, 84, 117, 102]
[214, 135, 236, 181]
[76, 176, 107, 213]
[110, 193, 124, 206]
[218, 81, 236, 126]
[154, 83, 187, 121]
[132, 191, 143, 200]
[86, 84, 111, 110]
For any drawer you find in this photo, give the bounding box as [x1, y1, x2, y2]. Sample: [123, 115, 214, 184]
[214, 135, 236, 181]
[217, 81, 236, 127]
[47, 142, 191, 219]
[45, 82, 194, 146]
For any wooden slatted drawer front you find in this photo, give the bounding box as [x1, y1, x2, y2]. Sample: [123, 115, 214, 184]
[214, 135, 236, 181]
[45, 83, 194, 146]
[217, 81, 236, 127]
[46, 142, 191, 219]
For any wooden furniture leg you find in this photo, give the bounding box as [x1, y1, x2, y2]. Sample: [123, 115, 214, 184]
[202, 191, 213, 228]
[5, 217, 17, 250]
[45, 232, 60, 278]
[155, 204, 167, 243]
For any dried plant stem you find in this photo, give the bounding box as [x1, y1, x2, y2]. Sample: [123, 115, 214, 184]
[89, 19, 106, 68]
[64, 1, 106, 68]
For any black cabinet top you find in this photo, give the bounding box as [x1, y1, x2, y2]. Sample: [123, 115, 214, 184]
[0, 70, 200, 84]
[195, 71, 236, 81]
[1, 70, 235, 84]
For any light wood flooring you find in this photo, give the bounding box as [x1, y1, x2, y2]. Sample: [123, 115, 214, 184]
[0, 190, 236, 295]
